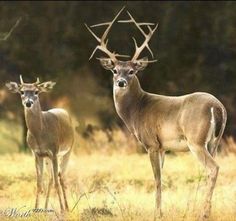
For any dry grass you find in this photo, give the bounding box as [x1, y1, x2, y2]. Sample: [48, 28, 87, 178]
[0, 119, 235, 220]
[0, 151, 235, 221]
[0, 120, 22, 154]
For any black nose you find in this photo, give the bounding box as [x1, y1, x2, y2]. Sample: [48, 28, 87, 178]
[26, 101, 32, 108]
[118, 81, 124, 87]
[118, 80, 127, 88]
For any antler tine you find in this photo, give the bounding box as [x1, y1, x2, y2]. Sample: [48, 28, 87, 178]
[85, 6, 130, 61]
[84, 24, 101, 43]
[137, 59, 158, 63]
[115, 54, 130, 58]
[35, 77, 40, 84]
[19, 75, 24, 84]
[118, 20, 155, 26]
[120, 11, 158, 62]
[100, 6, 125, 43]
[126, 11, 146, 37]
[132, 37, 138, 53]
[85, 23, 117, 60]
[142, 23, 158, 58]
[90, 22, 111, 28]
[132, 36, 154, 60]
[130, 42, 157, 63]
[138, 22, 156, 26]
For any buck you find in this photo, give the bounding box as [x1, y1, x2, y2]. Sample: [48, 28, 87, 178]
[5, 76, 74, 211]
[86, 8, 227, 219]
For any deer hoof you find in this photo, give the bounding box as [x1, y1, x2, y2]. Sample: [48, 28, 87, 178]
[200, 211, 210, 220]
[153, 210, 162, 221]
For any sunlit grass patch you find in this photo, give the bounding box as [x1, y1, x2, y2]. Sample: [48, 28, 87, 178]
[0, 152, 235, 220]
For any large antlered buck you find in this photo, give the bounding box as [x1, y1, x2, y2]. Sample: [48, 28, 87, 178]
[86, 7, 227, 219]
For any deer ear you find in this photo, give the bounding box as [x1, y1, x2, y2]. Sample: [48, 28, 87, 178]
[5, 82, 20, 93]
[38, 81, 56, 93]
[99, 58, 115, 70]
[134, 57, 149, 71]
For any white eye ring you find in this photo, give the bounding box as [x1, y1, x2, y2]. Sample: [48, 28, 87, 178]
[129, 70, 135, 75]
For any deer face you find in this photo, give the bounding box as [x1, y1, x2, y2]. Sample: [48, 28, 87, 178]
[19, 84, 40, 108]
[5, 76, 56, 109]
[100, 58, 149, 89]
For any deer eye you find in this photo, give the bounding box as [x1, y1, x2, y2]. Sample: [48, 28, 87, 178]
[113, 69, 118, 75]
[129, 70, 134, 75]
[20, 91, 24, 95]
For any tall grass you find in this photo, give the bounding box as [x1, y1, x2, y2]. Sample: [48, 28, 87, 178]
[0, 153, 235, 221]
[0, 120, 235, 220]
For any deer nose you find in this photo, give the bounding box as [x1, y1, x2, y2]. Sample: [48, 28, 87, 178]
[25, 100, 33, 108]
[26, 101, 32, 108]
[117, 79, 127, 88]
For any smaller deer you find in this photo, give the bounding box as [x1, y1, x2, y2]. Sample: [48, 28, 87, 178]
[6, 76, 74, 211]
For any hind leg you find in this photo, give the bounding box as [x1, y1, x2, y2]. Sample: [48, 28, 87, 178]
[52, 156, 64, 211]
[188, 142, 219, 219]
[59, 150, 71, 211]
[208, 136, 223, 158]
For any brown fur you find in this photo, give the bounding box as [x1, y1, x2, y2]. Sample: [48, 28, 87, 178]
[99, 59, 227, 219]
[6, 79, 74, 211]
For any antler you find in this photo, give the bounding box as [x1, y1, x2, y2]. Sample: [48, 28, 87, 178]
[118, 11, 158, 63]
[35, 77, 40, 84]
[19, 75, 40, 85]
[19, 75, 24, 84]
[85, 7, 130, 62]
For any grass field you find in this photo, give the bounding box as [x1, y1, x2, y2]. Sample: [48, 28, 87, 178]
[0, 151, 235, 221]
[0, 118, 235, 221]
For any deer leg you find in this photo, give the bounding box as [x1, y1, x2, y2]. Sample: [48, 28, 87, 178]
[210, 136, 222, 158]
[35, 156, 44, 209]
[52, 156, 64, 211]
[188, 142, 219, 219]
[59, 150, 71, 211]
[160, 149, 165, 169]
[148, 146, 162, 219]
[45, 159, 53, 209]
[45, 177, 53, 209]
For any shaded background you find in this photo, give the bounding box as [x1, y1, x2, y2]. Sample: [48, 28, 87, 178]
[1, 1, 236, 152]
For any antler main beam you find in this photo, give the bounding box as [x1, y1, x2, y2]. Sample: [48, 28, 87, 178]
[118, 11, 158, 62]
[85, 7, 130, 61]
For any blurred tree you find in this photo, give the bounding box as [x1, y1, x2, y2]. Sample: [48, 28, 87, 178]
[0, 1, 236, 151]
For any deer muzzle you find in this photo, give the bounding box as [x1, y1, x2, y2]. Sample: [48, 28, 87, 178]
[25, 99, 34, 108]
[117, 79, 127, 88]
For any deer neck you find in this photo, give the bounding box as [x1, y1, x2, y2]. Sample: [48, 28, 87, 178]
[24, 100, 43, 136]
[113, 75, 144, 128]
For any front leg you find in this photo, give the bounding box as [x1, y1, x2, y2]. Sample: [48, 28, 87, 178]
[52, 156, 64, 211]
[148, 146, 162, 219]
[35, 155, 44, 209]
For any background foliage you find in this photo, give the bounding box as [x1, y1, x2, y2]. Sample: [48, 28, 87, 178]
[1, 1, 236, 151]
